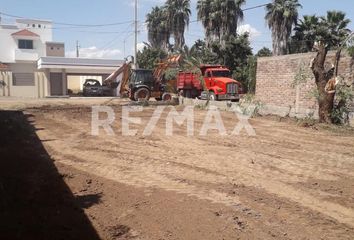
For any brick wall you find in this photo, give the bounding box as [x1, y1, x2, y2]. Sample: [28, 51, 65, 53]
[255, 51, 354, 119]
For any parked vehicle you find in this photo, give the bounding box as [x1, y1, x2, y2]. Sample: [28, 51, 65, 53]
[177, 72, 203, 98]
[178, 65, 243, 101]
[83, 79, 111, 96]
[104, 56, 179, 101]
[105, 57, 241, 102]
[128, 69, 171, 101]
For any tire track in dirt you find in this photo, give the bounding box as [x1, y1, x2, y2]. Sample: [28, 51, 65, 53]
[33, 107, 354, 229]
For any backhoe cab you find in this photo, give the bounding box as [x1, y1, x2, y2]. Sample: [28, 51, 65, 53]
[104, 55, 180, 101]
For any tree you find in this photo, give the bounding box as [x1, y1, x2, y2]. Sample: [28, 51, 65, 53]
[220, 0, 245, 41]
[182, 36, 253, 92]
[137, 44, 168, 70]
[146, 6, 170, 50]
[197, 0, 216, 45]
[165, 0, 191, 50]
[189, 39, 219, 64]
[265, 0, 302, 56]
[197, 0, 245, 46]
[207, 34, 253, 91]
[256, 47, 272, 57]
[309, 11, 351, 123]
[291, 15, 319, 53]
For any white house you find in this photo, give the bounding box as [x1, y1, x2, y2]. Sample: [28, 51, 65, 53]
[0, 18, 123, 98]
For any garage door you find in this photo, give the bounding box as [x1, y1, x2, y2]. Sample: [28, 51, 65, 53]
[50, 73, 63, 96]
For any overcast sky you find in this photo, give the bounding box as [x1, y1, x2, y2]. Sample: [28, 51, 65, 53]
[1, 0, 353, 59]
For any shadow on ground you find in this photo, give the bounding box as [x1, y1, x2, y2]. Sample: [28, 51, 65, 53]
[0, 111, 101, 240]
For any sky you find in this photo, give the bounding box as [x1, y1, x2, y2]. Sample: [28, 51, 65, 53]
[1, 0, 353, 59]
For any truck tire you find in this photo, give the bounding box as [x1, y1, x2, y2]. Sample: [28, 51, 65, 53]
[134, 88, 151, 101]
[162, 92, 172, 101]
[209, 91, 217, 101]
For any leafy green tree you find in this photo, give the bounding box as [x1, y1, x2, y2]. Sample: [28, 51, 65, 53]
[256, 47, 272, 57]
[206, 34, 253, 91]
[137, 45, 167, 70]
[146, 6, 170, 50]
[189, 39, 219, 64]
[265, 0, 302, 55]
[165, 0, 191, 49]
[243, 56, 258, 94]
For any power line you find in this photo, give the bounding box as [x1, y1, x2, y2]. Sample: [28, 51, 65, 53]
[1, 2, 269, 27]
[0, 11, 133, 27]
[53, 28, 135, 34]
[242, 3, 269, 11]
[100, 23, 134, 50]
[190, 3, 270, 23]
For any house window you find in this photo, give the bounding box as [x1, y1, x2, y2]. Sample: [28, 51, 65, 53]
[32, 24, 35, 28]
[18, 40, 33, 49]
[12, 73, 35, 86]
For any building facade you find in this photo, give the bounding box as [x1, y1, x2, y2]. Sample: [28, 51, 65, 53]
[0, 18, 123, 98]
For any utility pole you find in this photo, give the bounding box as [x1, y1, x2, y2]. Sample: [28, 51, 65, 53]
[134, 0, 138, 66]
[76, 40, 80, 58]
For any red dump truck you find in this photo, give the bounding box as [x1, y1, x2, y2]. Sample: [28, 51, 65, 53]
[177, 65, 242, 101]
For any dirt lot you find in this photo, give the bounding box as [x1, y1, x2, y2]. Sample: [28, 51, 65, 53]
[1, 98, 354, 239]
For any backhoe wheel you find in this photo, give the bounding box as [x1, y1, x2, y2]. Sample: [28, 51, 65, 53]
[209, 92, 217, 101]
[162, 92, 172, 101]
[134, 88, 150, 101]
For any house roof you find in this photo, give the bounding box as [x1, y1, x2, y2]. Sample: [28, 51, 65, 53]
[11, 29, 39, 37]
[38, 57, 124, 72]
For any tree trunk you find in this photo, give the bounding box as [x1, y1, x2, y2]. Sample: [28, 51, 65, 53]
[316, 78, 335, 123]
[311, 44, 335, 123]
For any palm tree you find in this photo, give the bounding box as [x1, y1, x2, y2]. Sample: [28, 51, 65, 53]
[146, 6, 170, 50]
[197, 0, 245, 45]
[165, 0, 191, 50]
[265, 0, 302, 55]
[221, 0, 245, 38]
[291, 11, 350, 53]
[197, 0, 214, 44]
[292, 15, 319, 53]
[323, 11, 351, 48]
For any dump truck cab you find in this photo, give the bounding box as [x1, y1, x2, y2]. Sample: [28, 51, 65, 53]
[200, 65, 242, 101]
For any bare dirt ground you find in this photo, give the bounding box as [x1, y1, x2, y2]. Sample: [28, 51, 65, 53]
[1, 98, 354, 239]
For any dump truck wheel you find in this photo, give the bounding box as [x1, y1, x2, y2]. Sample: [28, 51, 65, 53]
[209, 92, 217, 101]
[134, 88, 150, 101]
[162, 93, 172, 101]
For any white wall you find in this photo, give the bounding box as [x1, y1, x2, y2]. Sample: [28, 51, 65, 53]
[0, 26, 18, 63]
[7, 63, 49, 98]
[0, 19, 53, 63]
